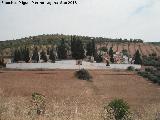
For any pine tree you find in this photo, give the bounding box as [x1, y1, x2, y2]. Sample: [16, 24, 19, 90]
[134, 50, 142, 64]
[40, 50, 47, 62]
[32, 47, 39, 63]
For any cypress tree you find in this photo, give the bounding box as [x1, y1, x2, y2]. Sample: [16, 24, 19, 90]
[57, 38, 67, 59]
[71, 37, 85, 60]
[86, 41, 93, 56]
[40, 50, 47, 62]
[109, 47, 114, 63]
[24, 47, 30, 63]
[134, 50, 142, 65]
[32, 47, 39, 63]
[13, 49, 18, 62]
[49, 48, 55, 63]
[86, 39, 96, 57]
[47, 47, 50, 55]
[71, 36, 76, 58]
[92, 39, 96, 57]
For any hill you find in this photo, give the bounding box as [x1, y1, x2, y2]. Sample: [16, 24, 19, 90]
[0, 34, 160, 57]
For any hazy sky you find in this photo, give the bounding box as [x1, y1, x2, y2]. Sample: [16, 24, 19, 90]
[0, 0, 160, 42]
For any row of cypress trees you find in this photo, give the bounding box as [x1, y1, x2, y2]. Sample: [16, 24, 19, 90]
[13, 47, 30, 63]
[13, 36, 142, 64]
[13, 47, 56, 63]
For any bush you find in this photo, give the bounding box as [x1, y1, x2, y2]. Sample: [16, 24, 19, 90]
[137, 71, 143, 76]
[103, 99, 131, 120]
[143, 72, 150, 78]
[145, 67, 153, 72]
[137, 69, 160, 85]
[127, 66, 135, 71]
[28, 92, 46, 116]
[148, 75, 159, 83]
[75, 69, 92, 80]
[157, 78, 160, 85]
[95, 54, 103, 63]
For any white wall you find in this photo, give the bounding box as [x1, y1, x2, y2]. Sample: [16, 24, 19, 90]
[6, 60, 141, 70]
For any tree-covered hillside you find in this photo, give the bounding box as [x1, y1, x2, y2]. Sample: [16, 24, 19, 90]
[0, 34, 159, 57]
[0, 34, 143, 50]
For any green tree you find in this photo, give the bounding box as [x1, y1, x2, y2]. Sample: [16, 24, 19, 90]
[109, 47, 113, 57]
[57, 38, 67, 59]
[71, 36, 85, 60]
[40, 50, 47, 62]
[91, 39, 96, 57]
[122, 49, 128, 57]
[109, 47, 114, 63]
[24, 47, 30, 63]
[49, 48, 55, 63]
[32, 47, 39, 63]
[86, 39, 96, 57]
[134, 50, 142, 65]
[13, 49, 19, 62]
[86, 41, 93, 56]
[0, 57, 5, 67]
[47, 47, 50, 55]
[71, 36, 76, 58]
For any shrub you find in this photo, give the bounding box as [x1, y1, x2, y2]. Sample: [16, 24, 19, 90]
[28, 92, 46, 116]
[148, 75, 159, 83]
[95, 54, 103, 63]
[142, 72, 150, 78]
[127, 66, 135, 71]
[157, 78, 160, 85]
[75, 69, 92, 80]
[103, 99, 131, 120]
[137, 71, 143, 76]
[145, 67, 154, 72]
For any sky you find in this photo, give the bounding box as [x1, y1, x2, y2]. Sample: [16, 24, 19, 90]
[0, 0, 160, 42]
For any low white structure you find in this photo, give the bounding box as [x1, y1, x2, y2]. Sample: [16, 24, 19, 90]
[6, 60, 141, 70]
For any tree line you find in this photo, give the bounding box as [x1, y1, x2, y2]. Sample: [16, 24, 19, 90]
[12, 36, 142, 65]
[0, 34, 144, 52]
[13, 36, 92, 62]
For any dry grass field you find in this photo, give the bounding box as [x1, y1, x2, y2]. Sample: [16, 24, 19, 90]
[0, 70, 160, 120]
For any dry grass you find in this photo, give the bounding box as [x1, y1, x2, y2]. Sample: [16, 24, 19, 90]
[0, 70, 160, 119]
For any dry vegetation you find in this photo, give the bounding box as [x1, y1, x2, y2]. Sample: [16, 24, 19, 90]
[0, 70, 160, 119]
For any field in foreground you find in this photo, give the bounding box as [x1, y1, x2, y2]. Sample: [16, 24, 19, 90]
[0, 70, 160, 120]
